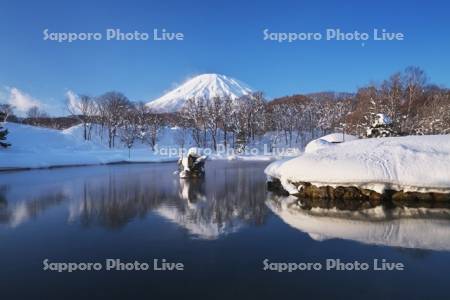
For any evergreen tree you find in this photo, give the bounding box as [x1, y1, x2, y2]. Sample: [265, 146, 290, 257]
[0, 125, 11, 148]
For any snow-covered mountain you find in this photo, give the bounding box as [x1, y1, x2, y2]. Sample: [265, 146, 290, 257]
[146, 73, 253, 113]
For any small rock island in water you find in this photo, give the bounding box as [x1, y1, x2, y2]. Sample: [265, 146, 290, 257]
[178, 147, 207, 179]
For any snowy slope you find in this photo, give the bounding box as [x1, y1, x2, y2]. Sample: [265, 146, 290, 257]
[5, 122, 103, 152]
[265, 134, 450, 193]
[146, 73, 253, 113]
[0, 123, 178, 170]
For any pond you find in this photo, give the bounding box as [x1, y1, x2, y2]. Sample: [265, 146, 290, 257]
[0, 161, 449, 299]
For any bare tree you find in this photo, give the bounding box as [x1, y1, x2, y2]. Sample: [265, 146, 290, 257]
[147, 110, 162, 151]
[403, 66, 427, 133]
[221, 97, 233, 148]
[119, 107, 138, 158]
[134, 102, 150, 143]
[242, 92, 266, 142]
[205, 96, 222, 151]
[181, 98, 206, 147]
[0, 104, 14, 122]
[230, 101, 250, 151]
[97, 92, 131, 148]
[67, 94, 98, 140]
[174, 116, 190, 150]
[26, 106, 49, 126]
[134, 102, 162, 151]
[380, 73, 403, 133]
[416, 89, 450, 134]
[27, 106, 48, 118]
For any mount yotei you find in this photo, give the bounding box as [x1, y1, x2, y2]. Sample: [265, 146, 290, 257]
[146, 74, 253, 113]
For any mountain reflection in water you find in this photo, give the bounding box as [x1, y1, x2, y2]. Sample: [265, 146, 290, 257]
[1, 162, 450, 299]
[1, 162, 450, 250]
[0, 162, 269, 239]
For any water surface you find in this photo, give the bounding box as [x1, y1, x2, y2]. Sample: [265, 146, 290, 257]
[0, 161, 449, 299]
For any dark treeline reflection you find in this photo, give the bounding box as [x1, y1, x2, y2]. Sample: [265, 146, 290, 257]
[71, 162, 269, 238]
[0, 162, 270, 238]
[72, 169, 175, 229]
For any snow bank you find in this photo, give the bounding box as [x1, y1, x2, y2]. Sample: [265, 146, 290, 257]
[265, 134, 450, 194]
[0, 123, 177, 170]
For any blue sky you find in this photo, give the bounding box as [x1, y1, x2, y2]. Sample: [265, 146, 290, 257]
[0, 0, 449, 115]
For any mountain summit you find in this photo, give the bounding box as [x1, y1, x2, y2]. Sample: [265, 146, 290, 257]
[146, 73, 253, 113]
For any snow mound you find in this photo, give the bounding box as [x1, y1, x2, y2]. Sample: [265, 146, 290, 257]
[146, 73, 253, 113]
[304, 139, 334, 153]
[319, 133, 359, 143]
[265, 134, 450, 194]
[304, 133, 358, 153]
[5, 122, 104, 152]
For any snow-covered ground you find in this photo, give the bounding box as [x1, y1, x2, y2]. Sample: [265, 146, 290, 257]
[267, 195, 450, 251]
[265, 133, 450, 194]
[0, 123, 178, 170]
[0, 122, 298, 170]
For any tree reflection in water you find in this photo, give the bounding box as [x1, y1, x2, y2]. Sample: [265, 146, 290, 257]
[0, 162, 270, 238]
[0, 184, 66, 227]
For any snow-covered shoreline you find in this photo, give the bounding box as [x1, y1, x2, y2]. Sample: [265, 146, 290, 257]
[0, 123, 282, 171]
[0, 123, 180, 171]
[0, 154, 178, 172]
[265, 133, 450, 195]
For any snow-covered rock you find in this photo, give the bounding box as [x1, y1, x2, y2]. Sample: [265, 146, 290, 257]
[146, 73, 253, 113]
[265, 134, 450, 194]
[318, 133, 359, 143]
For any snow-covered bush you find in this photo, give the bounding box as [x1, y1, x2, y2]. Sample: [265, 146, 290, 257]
[366, 113, 397, 138]
[0, 125, 10, 148]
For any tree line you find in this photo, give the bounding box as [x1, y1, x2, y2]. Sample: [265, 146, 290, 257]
[67, 91, 162, 153]
[178, 66, 449, 149]
[1, 66, 449, 152]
